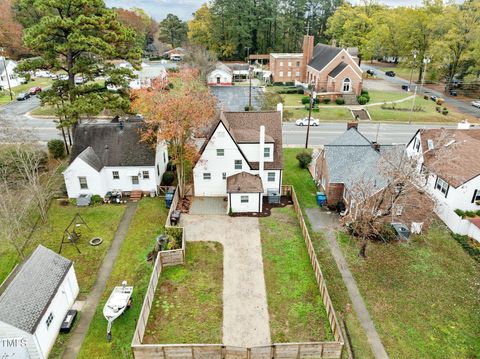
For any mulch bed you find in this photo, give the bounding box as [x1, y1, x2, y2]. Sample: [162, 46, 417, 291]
[230, 196, 293, 218]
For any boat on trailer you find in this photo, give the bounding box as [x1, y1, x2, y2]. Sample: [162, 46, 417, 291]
[103, 281, 133, 341]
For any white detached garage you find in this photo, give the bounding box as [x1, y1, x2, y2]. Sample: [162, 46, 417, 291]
[227, 172, 264, 213]
[0, 245, 79, 359]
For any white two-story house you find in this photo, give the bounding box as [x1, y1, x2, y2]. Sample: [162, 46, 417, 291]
[406, 128, 480, 241]
[63, 120, 168, 199]
[193, 111, 283, 213]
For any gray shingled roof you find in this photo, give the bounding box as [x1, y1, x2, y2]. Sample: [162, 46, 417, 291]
[308, 44, 342, 72]
[325, 128, 386, 189]
[328, 62, 348, 78]
[77, 146, 103, 172]
[0, 245, 72, 334]
[70, 121, 155, 169]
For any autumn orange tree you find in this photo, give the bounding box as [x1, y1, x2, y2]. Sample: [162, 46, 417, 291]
[132, 68, 217, 197]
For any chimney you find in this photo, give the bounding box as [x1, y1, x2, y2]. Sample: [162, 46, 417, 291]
[347, 122, 358, 130]
[302, 35, 314, 83]
[259, 125, 265, 213]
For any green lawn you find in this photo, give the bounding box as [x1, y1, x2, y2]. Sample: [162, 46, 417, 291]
[368, 96, 468, 123]
[283, 148, 375, 358]
[29, 105, 56, 116]
[0, 78, 52, 105]
[378, 66, 416, 80]
[143, 241, 223, 344]
[0, 200, 126, 296]
[290, 107, 353, 121]
[76, 198, 169, 359]
[337, 230, 480, 358]
[283, 148, 480, 358]
[260, 206, 332, 342]
[366, 90, 410, 104]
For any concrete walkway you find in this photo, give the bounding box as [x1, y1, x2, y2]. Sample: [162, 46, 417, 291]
[181, 214, 271, 348]
[62, 202, 138, 359]
[305, 208, 389, 359]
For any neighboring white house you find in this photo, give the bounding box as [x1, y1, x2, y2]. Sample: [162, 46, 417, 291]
[63, 120, 168, 198]
[207, 63, 233, 86]
[406, 127, 480, 242]
[193, 111, 283, 213]
[129, 63, 167, 89]
[0, 59, 22, 89]
[0, 245, 79, 359]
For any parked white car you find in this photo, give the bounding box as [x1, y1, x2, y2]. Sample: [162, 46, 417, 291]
[295, 117, 319, 126]
[472, 100, 480, 109]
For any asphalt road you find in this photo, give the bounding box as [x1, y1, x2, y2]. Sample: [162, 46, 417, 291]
[283, 121, 456, 146]
[0, 96, 61, 142]
[361, 63, 480, 119]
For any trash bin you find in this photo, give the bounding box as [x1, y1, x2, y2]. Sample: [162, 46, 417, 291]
[165, 187, 176, 208]
[316, 192, 327, 206]
[170, 210, 181, 225]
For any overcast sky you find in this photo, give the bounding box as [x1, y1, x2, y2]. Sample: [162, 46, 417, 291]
[105, 0, 427, 21]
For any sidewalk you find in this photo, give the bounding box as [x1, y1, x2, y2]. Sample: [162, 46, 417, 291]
[305, 208, 389, 359]
[62, 202, 138, 359]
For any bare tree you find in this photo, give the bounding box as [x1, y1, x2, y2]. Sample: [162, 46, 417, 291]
[182, 44, 218, 82]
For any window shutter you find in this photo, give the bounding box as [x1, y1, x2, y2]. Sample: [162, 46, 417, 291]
[434, 176, 438, 189]
[445, 184, 449, 198]
[472, 190, 478, 203]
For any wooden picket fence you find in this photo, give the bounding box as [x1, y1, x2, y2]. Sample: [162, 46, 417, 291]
[131, 185, 344, 358]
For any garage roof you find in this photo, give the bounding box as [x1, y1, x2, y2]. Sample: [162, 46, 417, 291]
[0, 245, 72, 334]
[227, 172, 264, 193]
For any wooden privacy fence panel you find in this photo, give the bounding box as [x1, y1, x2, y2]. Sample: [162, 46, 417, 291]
[132, 185, 344, 359]
[283, 185, 344, 346]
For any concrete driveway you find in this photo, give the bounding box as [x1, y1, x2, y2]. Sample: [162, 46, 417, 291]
[180, 214, 271, 347]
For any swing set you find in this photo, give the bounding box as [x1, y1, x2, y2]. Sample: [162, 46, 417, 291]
[58, 213, 92, 254]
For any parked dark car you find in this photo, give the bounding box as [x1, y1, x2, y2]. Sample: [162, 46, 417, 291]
[366, 69, 375, 76]
[29, 86, 42, 95]
[16, 92, 30, 101]
[449, 90, 457, 96]
[385, 70, 396, 77]
[401, 85, 410, 91]
[430, 95, 437, 102]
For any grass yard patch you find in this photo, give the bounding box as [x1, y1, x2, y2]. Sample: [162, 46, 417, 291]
[290, 107, 352, 121]
[0, 200, 125, 294]
[143, 241, 223, 344]
[260, 206, 332, 342]
[336, 229, 480, 358]
[283, 148, 375, 358]
[76, 198, 169, 359]
[366, 90, 410, 104]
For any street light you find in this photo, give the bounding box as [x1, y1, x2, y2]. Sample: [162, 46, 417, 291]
[408, 50, 418, 91]
[248, 66, 254, 110]
[305, 82, 316, 149]
[0, 47, 13, 101]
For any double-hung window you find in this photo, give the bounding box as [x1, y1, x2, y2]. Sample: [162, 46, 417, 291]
[268, 172, 275, 182]
[234, 160, 242, 170]
[203, 173, 211, 180]
[46, 312, 54, 329]
[132, 176, 139, 185]
[472, 189, 480, 203]
[217, 149, 225, 156]
[264, 147, 271, 158]
[112, 171, 119, 180]
[241, 196, 249, 203]
[78, 177, 88, 189]
[435, 177, 449, 197]
[143, 171, 150, 179]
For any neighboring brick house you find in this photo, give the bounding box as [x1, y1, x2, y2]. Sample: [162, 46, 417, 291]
[269, 53, 304, 83]
[313, 123, 384, 207]
[268, 35, 363, 96]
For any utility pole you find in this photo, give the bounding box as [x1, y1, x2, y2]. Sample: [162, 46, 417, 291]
[408, 50, 417, 91]
[420, 56, 430, 95]
[408, 85, 418, 125]
[248, 66, 253, 110]
[0, 48, 13, 101]
[305, 82, 315, 149]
